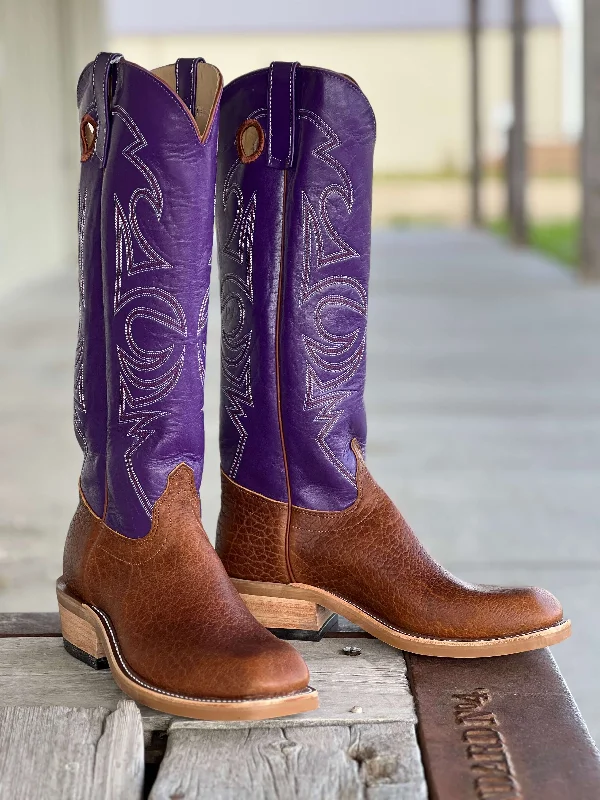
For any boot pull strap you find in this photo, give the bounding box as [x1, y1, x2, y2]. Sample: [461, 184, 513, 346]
[175, 57, 206, 116]
[267, 61, 299, 169]
[92, 52, 123, 167]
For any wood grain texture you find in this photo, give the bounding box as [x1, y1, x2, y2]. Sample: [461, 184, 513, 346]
[294, 636, 416, 726]
[0, 637, 415, 730]
[0, 700, 144, 800]
[60, 605, 106, 659]
[240, 592, 332, 630]
[91, 700, 145, 800]
[0, 612, 60, 637]
[149, 723, 427, 800]
[0, 636, 169, 733]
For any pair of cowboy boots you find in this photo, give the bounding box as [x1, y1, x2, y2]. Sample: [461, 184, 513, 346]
[58, 53, 570, 721]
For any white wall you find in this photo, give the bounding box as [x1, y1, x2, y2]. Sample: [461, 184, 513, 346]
[111, 28, 564, 176]
[0, 0, 105, 298]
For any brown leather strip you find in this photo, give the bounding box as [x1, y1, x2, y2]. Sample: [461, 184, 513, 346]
[405, 649, 600, 800]
[274, 168, 295, 583]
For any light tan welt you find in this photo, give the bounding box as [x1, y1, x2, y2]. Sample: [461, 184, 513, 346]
[57, 583, 319, 721]
[232, 579, 572, 658]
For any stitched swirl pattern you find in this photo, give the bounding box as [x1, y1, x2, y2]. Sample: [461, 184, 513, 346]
[219, 110, 267, 477]
[299, 110, 366, 485]
[74, 189, 88, 451]
[112, 106, 187, 516]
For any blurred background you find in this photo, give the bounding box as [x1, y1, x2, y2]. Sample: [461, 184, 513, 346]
[1, 0, 600, 742]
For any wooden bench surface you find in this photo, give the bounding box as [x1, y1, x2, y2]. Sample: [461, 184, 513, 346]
[0, 613, 599, 799]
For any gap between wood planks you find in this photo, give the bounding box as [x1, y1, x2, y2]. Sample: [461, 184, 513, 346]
[0, 616, 426, 800]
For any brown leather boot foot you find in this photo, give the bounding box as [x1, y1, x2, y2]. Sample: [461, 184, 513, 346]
[59, 465, 318, 720]
[218, 442, 571, 659]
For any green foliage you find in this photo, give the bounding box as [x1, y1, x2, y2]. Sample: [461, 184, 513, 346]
[489, 218, 579, 267]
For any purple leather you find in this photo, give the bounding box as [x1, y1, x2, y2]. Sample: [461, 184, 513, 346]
[217, 64, 376, 510]
[74, 54, 122, 517]
[216, 71, 286, 501]
[175, 57, 205, 116]
[267, 62, 298, 169]
[75, 55, 219, 537]
[93, 53, 124, 168]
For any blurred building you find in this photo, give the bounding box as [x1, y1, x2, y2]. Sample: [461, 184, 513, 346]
[0, 0, 576, 296]
[111, 1, 568, 177]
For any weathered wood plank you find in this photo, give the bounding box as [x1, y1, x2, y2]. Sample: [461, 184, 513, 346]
[0, 610, 364, 640]
[149, 723, 426, 800]
[0, 637, 415, 731]
[0, 637, 168, 734]
[0, 700, 144, 800]
[91, 700, 145, 800]
[294, 636, 415, 726]
[0, 612, 60, 637]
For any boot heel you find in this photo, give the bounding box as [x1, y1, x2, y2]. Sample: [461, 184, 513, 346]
[240, 593, 337, 641]
[58, 602, 109, 670]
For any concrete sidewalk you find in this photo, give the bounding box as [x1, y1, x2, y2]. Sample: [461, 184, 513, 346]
[1, 229, 599, 741]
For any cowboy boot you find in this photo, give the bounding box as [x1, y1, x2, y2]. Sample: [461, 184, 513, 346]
[215, 62, 571, 657]
[57, 53, 318, 719]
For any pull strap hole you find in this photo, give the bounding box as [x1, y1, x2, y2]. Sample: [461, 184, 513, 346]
[236, 119, 265, 164]
[80, 115, 98, 162]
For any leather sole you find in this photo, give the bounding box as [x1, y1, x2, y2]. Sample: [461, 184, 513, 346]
[233, 579, 572, 658]
[56, 579, 319, 720]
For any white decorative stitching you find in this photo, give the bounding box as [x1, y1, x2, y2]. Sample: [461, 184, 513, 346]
[221, 109, 267, 211]
[287, 63, 295, 166]
[115, 287, 187, 517]
[112, 108, 187, 517]
[74, 189, 88, 449]
[189, 60, 196, 114]
[217, 108, 264, 478]
[268, 64, 295, 167]
[112, 104, 172, 312]
[197, 282, 210, 387]
[298, 109, 366, 485]
[268, 65, 274, 163]
[220, 149, 260, 478]
[91, 54, 99, 155]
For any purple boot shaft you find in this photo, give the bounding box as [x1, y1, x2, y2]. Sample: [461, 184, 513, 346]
[217, 62, 375, 511]
[75, 54, 219, 537]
